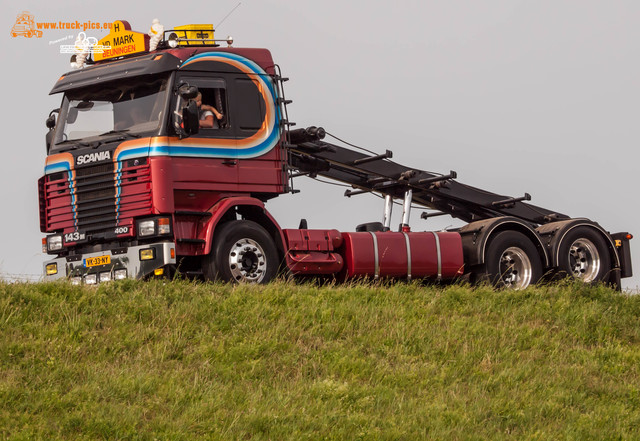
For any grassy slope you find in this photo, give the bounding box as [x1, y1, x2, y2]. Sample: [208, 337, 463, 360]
[1, 280, 640, 440]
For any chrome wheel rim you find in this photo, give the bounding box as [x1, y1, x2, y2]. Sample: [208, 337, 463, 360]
[228, 238, 267, 283]
[499, 247, 533, 290]
[568, 238, 600, 282]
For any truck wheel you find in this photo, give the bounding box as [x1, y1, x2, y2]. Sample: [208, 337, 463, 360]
[204, 220, 278, 284]
[556, 227, 611, 283]
[480, 231, 542, 289]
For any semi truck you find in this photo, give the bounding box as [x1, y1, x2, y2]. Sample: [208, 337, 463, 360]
[40, 20, 633, 289]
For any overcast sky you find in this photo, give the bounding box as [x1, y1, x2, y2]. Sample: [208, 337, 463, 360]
[2, 0, 638, 289]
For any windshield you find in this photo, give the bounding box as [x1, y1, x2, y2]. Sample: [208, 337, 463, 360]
[53, 75, 169, 149]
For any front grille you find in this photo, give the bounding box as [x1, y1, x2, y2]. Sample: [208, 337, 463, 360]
[43, 159, 153, 236]
[76, 163, 114, 177]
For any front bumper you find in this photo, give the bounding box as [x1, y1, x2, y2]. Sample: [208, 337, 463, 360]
[43, 242, 176, 283]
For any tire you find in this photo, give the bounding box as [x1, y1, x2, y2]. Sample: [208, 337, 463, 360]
[556, 226, 611, 284]
[479, 230, 543, 290]
[203, 220, 278, 284]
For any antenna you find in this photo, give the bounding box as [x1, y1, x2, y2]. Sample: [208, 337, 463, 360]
[215, 2, 242, 30]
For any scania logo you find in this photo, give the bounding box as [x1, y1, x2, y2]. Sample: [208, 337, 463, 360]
[77, 151, 111, 165]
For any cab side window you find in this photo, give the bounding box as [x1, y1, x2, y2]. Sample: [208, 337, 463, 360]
[175, 75, 267, 138]
[198, 86, 229, 130]
[235, 78, 265, 132]
[179, 77, 229, 131]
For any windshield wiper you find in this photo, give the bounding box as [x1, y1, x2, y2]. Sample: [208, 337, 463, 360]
[57, 140, 92, 152]
[99, 129, 141, 138]
[56, 130, 142, 152]
[89, 130, 142, 149]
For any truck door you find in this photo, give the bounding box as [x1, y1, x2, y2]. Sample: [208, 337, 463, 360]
[172, 75, 239, 190]
[171, 72, 281, 194]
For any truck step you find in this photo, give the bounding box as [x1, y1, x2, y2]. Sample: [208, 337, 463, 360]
[174, 211, 212, 218]
[177, 238, 206, 244]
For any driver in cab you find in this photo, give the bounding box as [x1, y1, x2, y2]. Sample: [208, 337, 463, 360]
[195, 92, 223, 128]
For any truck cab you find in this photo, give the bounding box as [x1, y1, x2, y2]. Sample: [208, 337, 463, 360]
[41, 22, 288, 283]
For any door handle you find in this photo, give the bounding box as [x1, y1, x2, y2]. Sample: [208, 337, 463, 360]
[222, 160, 237, 166]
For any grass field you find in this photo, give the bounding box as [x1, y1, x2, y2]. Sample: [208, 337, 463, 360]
[1, 279, 639, 440]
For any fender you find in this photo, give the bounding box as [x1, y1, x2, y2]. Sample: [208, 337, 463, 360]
[536, 219, 620, 269]
[458, 216, 549, 268]
[201, 196, 286, 256]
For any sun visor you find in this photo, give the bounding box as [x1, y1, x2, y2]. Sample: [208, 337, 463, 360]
[50, 52, 181, 94]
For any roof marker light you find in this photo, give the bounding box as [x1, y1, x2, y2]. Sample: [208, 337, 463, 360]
[168, 32, 179, 48]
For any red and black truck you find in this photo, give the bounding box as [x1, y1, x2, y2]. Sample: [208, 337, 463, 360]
[40, 20, 633, 289]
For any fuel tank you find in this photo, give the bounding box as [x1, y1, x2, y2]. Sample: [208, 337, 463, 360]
[339, 231, 464, 281]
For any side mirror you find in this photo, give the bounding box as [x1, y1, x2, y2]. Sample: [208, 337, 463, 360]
[46, 114, 56, 129]
[45, 108, 60, 129]
[178, 84, 198, 100]
[181, 100, 199, 138]
[75, 101, 94, 110]
[67, 107, 78, 124]
[45, 108, 60, 153]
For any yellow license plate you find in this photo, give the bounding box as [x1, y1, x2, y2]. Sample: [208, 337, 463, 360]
[84, 255, 111, 267]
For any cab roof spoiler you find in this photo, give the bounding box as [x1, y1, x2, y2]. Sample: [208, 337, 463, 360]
[50, 52, 181, 94]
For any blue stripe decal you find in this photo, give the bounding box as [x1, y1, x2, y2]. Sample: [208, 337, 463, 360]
[114, 146, 150, 162]
[114, 146, 150, 224]
[115, 161, 122, 224]
[69, 170, 77, 228]
[45, 162, 71, 174]
[44, 161, 78, 228]
[179, 52, 281, 157]
[182, 52, 278, 103]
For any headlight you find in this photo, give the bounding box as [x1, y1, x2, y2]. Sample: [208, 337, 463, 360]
[45, 263, 58, 275]
[137, 217, 172, 238]
[99, 271, 112, 282]
[47, 235, 63, 251]
[137, 220, 156, 237]
[139, 248, 155, 261]
[114, 269, 127, 280]
[85, 274, 97, 285]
